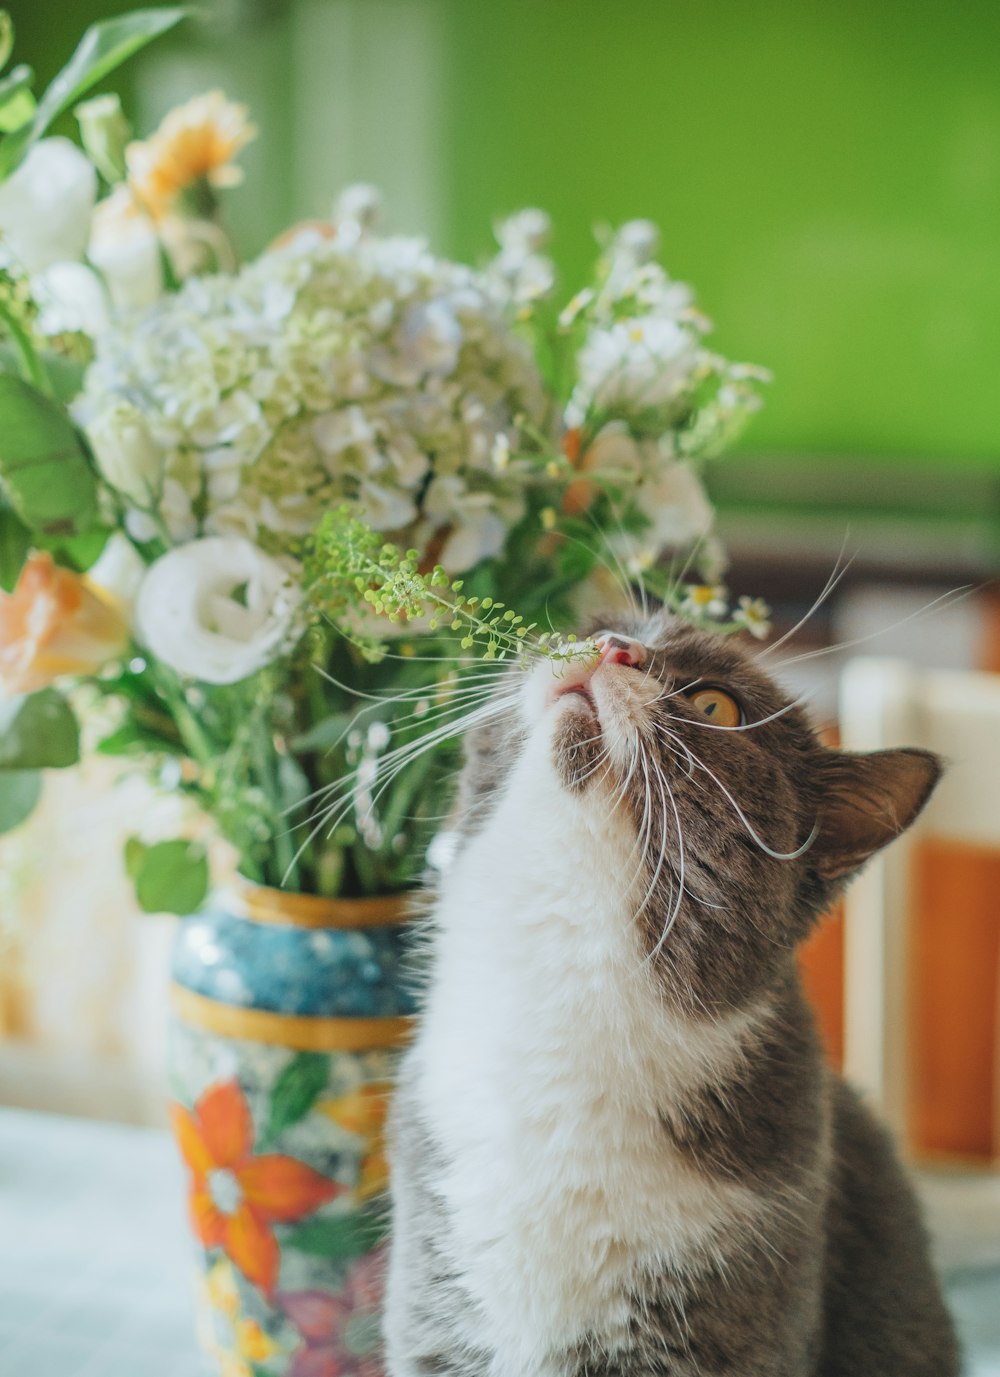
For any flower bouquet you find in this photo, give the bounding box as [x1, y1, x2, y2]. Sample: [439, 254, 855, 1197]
[0, 8, 770, 1372]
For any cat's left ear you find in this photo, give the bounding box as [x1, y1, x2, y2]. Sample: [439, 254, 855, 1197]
[811, 748, 942, 882]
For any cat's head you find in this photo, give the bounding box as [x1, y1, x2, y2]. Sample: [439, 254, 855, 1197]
[457, 610, 940, 1013]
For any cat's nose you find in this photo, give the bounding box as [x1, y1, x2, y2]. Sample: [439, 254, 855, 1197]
[595, 633, 646, 669]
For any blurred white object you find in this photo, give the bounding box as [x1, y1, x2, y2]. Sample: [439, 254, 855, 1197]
[839, 658, 1000, 1132]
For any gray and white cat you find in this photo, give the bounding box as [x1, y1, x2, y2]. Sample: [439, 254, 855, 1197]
[384, 612, 960, 1376]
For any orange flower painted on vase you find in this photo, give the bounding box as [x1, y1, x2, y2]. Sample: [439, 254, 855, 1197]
[0, 551, 130, 695]
[171, 1079, 340, 1299]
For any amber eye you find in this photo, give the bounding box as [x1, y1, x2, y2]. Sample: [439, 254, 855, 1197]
[686, 687, 743, 728]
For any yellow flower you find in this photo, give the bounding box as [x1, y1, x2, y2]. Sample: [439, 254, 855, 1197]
[318, 1081, 392, 1202]
[199, 1259, 282, 1376]
[0, 551, 130, 695]
[127, 91, 255, 219]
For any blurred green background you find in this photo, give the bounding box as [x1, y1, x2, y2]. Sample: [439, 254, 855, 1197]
[13, 0, 1000, 482]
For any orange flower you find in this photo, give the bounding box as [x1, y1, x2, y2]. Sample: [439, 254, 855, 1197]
[0, 551, 130, 695]
[127, 92, 256, 219]
[171, 1079, 340, 1299]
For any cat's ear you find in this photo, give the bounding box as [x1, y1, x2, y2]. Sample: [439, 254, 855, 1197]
[811, 748, 942, 882]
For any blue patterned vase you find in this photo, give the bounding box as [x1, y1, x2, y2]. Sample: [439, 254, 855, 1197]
[167, 882, 414, 1377]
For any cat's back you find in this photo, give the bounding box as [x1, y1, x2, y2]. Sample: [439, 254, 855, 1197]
[818, 1078, 960, 1376]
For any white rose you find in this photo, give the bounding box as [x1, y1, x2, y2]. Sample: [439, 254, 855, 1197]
[88, 187, 164, 309]
[0, 138, 97, 272]
[135, 537, 300, 684]
[87, 401, 163, 504]
[578, 316, 699, 412]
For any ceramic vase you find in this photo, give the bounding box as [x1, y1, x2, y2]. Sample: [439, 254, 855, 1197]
[167, 881, 414, 1377]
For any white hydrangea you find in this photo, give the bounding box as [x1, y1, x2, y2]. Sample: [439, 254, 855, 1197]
[78, 228, 546, 572]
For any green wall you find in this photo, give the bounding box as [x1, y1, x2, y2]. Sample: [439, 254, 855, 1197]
[440, 0, 1000, 466]
[12, 0, 1000, 467]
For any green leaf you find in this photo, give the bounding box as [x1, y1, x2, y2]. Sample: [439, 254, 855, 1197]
[0, 7, 188, 179]
[0, 768, 41, 833]
[259, 1052, 329, 1148]
[125, 837, 209, 915]
[282, 1209, 387, 1262]
[0, 374, 97, 536]
[0, 502, 29, 590]
[0, 689, 79, 769]
[289, 713, 353, 754]
[0, 346, 84, 405]
[97, 719, 182, 757]
[0, 65, 34, 134]
[0, 12, 13, 73]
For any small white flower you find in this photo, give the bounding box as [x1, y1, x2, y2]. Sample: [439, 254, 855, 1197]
[399, 298, 463, 378]
[87, 401, 164, 504]
[681, 584, 729, 620]
[610, 219, 660, 267]
[135, 537, 300, 684]
[734, 595, 772, 640]
[495, 208, 551, 256]
[334, 183, 382, 233]
[577, 316, 699, 413]
[367, 721, 390, 751]
[0, 138, 96, 272]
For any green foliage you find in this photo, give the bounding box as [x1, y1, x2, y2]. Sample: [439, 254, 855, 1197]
[0, 7, 188, 179]
[0, 499, 29, 590]
[307, 509, 596, 666]
[0, 688, 79, 769]
[0, 65, 35, 134]
[0, 374, 97, 537]
[283, 1209, 387, 1261]
[0, 767, 40, 834]
[258, 1052, 329, 1149]
[124, 837, 209, 915]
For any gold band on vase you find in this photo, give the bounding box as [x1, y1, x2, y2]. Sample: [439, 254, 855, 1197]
[226, 880, 412, 930]
[170, 985, 415, 1052]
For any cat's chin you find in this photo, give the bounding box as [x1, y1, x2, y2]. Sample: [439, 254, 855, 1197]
[550, 693, 604, 791]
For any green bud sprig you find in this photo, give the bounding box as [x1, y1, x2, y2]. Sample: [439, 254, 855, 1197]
[307, 510, 597, 666]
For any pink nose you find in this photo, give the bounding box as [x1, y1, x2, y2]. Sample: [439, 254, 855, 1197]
[595, 633, 646, 668]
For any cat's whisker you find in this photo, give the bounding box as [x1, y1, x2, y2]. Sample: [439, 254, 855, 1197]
[755, 534, 855, 661]
[280, 693, 520, 883]
[657, 725, 818, 861]
[768, 583, 977, 671]
[659, 697, 803, 734]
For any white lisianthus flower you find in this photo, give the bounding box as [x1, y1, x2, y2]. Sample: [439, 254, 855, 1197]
[86, 533, 147, 613]
[87, 401, 164, 504]
[88, 187, 164, 309]
[577, 316, 699, 413]
[135, 537, 300, 684]
[0, 138, 97, 272]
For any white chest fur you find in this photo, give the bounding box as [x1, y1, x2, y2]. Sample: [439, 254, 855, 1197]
[413, 728, 764, 1376]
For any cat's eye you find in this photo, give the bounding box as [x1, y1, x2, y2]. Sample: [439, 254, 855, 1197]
[686, 687, 743, 728]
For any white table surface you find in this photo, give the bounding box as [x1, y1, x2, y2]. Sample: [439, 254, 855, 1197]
[0, 1106, 202, 1377]
[1, 1105, 998, 1377]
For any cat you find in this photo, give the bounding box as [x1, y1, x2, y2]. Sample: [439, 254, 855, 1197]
[383, 611, 961, 1377]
